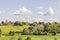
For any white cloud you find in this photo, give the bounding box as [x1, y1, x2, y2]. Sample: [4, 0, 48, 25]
[0, 11, 2, 14]
[45, 7, 54, 16]
[37, 6, 43, 9]
[37, 6, 44, 15]
[0, 11, 5, 14]
[21, 18, 27, 22]
[34, 17, 44, 22]
[49, 18, 60, 22]
[58, 2, 60, 7]
[38, 11, 44, 15]
[14, 7, 32, 15]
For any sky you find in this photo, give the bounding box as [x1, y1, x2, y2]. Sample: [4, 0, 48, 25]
[0, 0, 60, 22]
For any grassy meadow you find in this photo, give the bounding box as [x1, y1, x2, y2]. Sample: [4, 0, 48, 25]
[0, 25, 60, 40]
[0, 25, 29, 34]
[0, 35, 60, 40]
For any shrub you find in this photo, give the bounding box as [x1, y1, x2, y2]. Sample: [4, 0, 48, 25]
[52, 32, 56, 35]
[54, 38, 57, 40]
[10, 37, 14, 40]
[9, 31, 14, 36]
[33, 30, 39, 35]
[25, 37, 31, 40]
[0, 29, 1, 37]
[18, 36, 22, 40]
[0, 29, 1, 34]
[22, 28, 30, 35]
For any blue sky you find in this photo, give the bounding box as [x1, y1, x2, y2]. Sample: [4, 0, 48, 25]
[0, 0, 60, 22]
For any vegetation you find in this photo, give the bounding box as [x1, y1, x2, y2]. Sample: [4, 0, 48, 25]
[0, 35, 60, 40]
[54, 38, 57, 40]
[0, 21, 60, 35]
[25, 37, 31, 40]
[9, 31, 14, 36]
[0, 20, 60, 40]
[14, 21, 23, 26]
[18, 36, 22, 40]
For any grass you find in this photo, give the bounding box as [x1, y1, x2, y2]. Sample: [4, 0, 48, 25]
[0, 35, 60, 40]
[0, 25, 29, 34]
[0, 25, 60, 40]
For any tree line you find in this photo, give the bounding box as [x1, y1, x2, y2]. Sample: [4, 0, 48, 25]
[0, 21, 60, 35]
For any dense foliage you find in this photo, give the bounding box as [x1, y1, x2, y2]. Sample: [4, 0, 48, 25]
[22, 22, 60, 35]
[0, 21, 60, 35]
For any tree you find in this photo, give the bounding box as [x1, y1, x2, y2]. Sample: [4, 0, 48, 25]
[22, 28, 30, 35]
[30, 22, 37, 26]
[1, 21, 4, 25]
[44, 22, 57, 33]
[14, 21, 23, 26]
[33, 30, 39, 35]
[22, 24, 45, 35]
[37, 24, 44, 32]
[22, 22, 30, 25]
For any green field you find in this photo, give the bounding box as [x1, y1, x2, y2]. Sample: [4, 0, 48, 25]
[0, 25, 29, 34]
[0, 35, 60, 40]
[0, 25, 60, 40]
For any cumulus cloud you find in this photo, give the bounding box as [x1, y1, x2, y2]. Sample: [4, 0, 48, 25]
[14, 7, 32, 15]
[37, 7, 54, 16]
[45, 7, 54, 16]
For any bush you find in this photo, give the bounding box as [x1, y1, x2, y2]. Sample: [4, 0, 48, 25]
[33, 30, 39, 35]
[10, 37, 14, 40]
[22, 28, 30, 35]
[25, 37, 31, 40]
[9, 31, 14, 36]
[54, 38, 57, 40]
[51, 31, 56, 35]
[0, 29, 1, 34]
[0, 29, 1, 37]
[18, 36, 22, 40]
